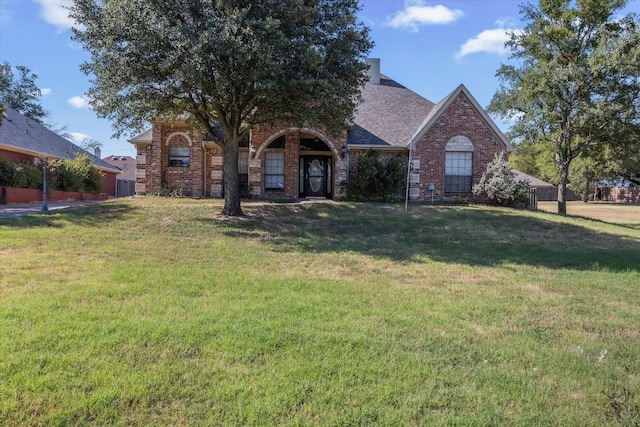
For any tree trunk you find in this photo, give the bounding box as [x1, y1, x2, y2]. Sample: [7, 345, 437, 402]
[221, 141, 243, 216]
[583, 178, 591, 202]
[557, 162, 569, 215]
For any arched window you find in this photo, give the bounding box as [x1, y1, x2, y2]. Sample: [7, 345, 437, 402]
[166, 133, 192, 168]
[445, 136, 473, 193]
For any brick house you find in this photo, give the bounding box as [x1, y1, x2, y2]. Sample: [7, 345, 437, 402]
[0, 107, 120, 197]
[102, 155, 136, 197]
[130, 59, 513, 201]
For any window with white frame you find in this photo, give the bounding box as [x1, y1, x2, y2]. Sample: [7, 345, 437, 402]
[445, 136, 473, 193]
[168, 146, 190, 167]
[265, 152, 285, 190]
[238, 151, 249, 191]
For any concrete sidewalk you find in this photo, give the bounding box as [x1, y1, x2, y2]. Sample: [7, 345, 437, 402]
[0, 201, 101, 219]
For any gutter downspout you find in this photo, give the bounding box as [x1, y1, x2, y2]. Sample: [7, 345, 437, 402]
[404, 141, 412, 212]
[404, 104, 415, 212]
[202, 142, 207, 197]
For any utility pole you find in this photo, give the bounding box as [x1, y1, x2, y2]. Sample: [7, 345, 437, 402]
[41, 157, 48, 212]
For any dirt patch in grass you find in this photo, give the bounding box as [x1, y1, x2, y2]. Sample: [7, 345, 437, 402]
[538, 201, 640, 228]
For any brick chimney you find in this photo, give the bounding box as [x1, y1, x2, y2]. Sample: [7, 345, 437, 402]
[366, 58, 381, 85]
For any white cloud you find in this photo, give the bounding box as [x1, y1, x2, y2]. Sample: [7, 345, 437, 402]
[68, 95, 91, 109]
[495, 17, 518, 28]
[67, 132, 90, 144]
[455, 28, 521, 59]
[33, 0, 75, 32]
[41, 88, 52, 96]
[387, 1, 464, 32]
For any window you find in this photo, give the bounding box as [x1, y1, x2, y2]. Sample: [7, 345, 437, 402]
[265, 152, 285, 190]
[238, 151, 249, 191]
[445, 151, 473, 193]
[168, 146, 190, 167]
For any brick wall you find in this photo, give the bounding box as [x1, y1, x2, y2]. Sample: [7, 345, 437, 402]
[0, 148, 33, 163]
[0, 186, 108, 204]
[133, 94, 515, 202]
[249, 125, 347, 200]
[161, 127, 203, 197]
[598, 187, 640, 204]
[410, 92, 508, 201]
[134, 123, 347, 200]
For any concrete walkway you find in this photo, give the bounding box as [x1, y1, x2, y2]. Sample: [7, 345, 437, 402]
[0, 201, 101, 219]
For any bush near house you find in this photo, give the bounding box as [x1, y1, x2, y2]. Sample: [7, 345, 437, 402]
[0, 153, 102, 193]
[343, 149, 405, 202]
[0, 157, 16, 186]
[474, 152, 530, 208]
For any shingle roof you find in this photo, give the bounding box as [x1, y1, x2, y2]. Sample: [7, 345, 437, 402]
[513, 170, 555, 187]
[349, 76, 513, 152]
[348, 75, 435, 146]
[129, 128, 152, 144]
[103, 155, 136, 181]
[0, 107, 120, 173]
[126, 68, 513, 153]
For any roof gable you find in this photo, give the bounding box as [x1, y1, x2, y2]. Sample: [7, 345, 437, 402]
[411, 84, 513, 152]
[129, 128, 153, 144]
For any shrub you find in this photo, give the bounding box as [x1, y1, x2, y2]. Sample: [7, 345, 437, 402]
[473, 152, 531, 208]
[13, 161, 44, 189]
[50, 154, 103, 193]
[343, 150, 405, 202]
[0, 157, 16, 186]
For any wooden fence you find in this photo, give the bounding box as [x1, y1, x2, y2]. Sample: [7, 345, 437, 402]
[116, 180, 136, 197]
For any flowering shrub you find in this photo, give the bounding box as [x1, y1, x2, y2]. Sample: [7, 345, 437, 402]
[473, 152, 531, 208]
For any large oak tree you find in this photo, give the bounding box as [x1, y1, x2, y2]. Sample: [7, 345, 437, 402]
[488, 0, 640, 215]
[70, 0, 373, 215]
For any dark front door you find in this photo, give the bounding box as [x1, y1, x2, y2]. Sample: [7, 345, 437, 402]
[306, 157, 325, 197]
[299, 155, 332, 197]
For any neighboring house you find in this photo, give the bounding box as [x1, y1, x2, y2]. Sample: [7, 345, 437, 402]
[130, 58, 513, 201]
[513, 170, 558, 201]
[102, 155, 136, 197]
[0, 107, 120, 197]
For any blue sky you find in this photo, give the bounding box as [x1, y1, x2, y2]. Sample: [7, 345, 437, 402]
[1, 0, 638, 157]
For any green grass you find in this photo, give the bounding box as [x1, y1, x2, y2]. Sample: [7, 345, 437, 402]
[1, 198, 639, 426]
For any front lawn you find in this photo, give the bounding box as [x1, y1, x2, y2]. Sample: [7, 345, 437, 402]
[1, 198, 639, 425]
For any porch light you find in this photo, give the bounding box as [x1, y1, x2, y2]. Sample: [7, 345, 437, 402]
[250, 145, 256, 158]
[341, 145, 347, 159]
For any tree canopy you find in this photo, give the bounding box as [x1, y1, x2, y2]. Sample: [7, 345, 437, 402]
[70, 0, 373, 215]
[0, 62, 48, 125]
[488, 0, 640, 214]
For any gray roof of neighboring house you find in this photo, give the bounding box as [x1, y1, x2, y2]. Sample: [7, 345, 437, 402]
[0, 107, 120, 173]
[513, 170, 556, 187]
[103, 155, 136, 181]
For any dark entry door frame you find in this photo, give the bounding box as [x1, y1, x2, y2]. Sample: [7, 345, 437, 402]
[299, 155, 332, 198]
